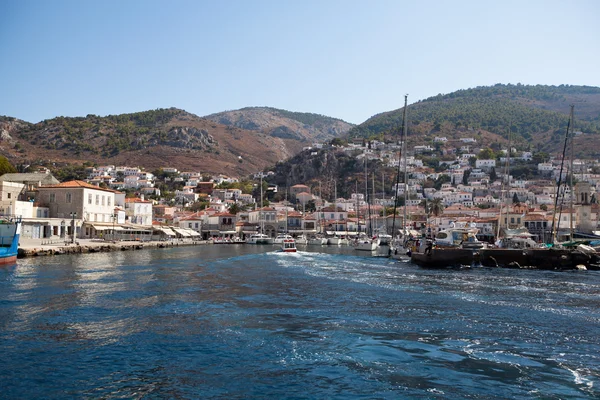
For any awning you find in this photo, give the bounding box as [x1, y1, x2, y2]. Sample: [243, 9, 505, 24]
[185, 229, 201, 236]
[172, 228, 191, 237]
[92, 225, 110, 231]
[154, 227, 176, 236]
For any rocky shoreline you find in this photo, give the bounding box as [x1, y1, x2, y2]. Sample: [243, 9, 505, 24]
[17, 239, 211, 259]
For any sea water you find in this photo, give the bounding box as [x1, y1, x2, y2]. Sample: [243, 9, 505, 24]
[1, 245, 599, 399]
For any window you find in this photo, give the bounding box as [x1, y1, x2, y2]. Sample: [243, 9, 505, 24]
[195, 223, 199, 229]
[108, 198, 111, 206]
[50, 193, 56, 203]
[510, 218, 515, 224]
[96, 195, 99, 205]
[88, 194, 92, 204]
[101, 196, 105, 206]
[7, 193, 11, 199]
[66, 193, 72, 203]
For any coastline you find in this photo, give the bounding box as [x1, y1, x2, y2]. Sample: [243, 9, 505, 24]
[17, 237, 211, 259]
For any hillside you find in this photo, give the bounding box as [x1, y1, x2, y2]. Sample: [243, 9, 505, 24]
[0, 109, 304, 175]
[204, 107, 354, 142]
[350, 84, 600, 157]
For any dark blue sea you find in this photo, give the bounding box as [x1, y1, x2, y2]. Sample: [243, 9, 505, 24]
[1, 245, 599, 399]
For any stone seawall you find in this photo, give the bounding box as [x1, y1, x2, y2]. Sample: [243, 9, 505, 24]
[17, 240, 211, 259]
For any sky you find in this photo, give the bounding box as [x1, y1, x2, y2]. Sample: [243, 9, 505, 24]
[1, 0, 599, 125]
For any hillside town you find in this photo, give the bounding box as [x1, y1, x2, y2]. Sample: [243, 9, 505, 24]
[1, 135, 599, 245]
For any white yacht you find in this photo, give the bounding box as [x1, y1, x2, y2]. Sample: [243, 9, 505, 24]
[273, 233, 293, 244]
[295, 235, 308, 245]
[353, 234, 379, 251]
[246, 233, 273, 245]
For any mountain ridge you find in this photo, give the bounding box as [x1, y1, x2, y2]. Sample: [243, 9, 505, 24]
[204, 106, 354, 142]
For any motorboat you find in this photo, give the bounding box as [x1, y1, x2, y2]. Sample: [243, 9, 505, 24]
[307, 235, 327, 245]
[435, 223, 484, 249]
[246, 233, 273, 244]
[280, 238, 297, 252]
[295, 235, 308, 245]
[273, 233, 293, 244]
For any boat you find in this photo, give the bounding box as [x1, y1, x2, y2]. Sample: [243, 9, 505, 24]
[308, 235, 327, 245]
[280, 238, 297, 252]
[247, 173, 273, 245]
[212, 236, 245, 244]
[295, 235, 308, 245]
[353, 234, 379, 251]
[435, 223, 485, 249]
[0, 216, 21, 265]
[389, 95, 411, 258]
[375, 232, 392, 246]
[246, 233, 273, 244]
[273, 233, 293, 244]
[411, 246, 479, 268]
[328, 232, 349, 246]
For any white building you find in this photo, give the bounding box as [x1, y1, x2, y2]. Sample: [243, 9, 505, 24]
[125, 197, 153, 226]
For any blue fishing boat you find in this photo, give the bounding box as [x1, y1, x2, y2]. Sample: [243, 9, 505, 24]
[0, 216, 21, 265]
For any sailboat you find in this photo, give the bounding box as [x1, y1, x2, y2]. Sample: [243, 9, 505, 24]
[247, 173, 273, 244]
[390, 95, 412, 259]
[354, 152, 378, 251]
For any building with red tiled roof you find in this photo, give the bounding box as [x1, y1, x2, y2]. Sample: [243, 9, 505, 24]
[36, 180, 125, 238]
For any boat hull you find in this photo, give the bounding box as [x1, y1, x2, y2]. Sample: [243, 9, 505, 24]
[354, 240, 378, 251]
[0, 218, 20, 266]
[411, 248, 477, 268]
[411, 247, 597, 269]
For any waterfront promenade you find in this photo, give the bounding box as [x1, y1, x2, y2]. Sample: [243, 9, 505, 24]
[17, 237, 210, 258]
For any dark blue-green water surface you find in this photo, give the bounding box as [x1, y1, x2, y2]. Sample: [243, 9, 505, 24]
[1, 245, 599, 399]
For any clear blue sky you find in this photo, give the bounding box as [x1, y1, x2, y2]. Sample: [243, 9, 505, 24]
[1, 0, 598, 125]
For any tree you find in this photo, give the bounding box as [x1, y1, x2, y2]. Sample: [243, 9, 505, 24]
[478, 147, 495, 160]
[540, 204, 548, 211]
[489, 167, 497, 182]
[512, 193, 520, 204]
[532, 152, 550, 164]
[434, 174, 451, 190]
[228, 203, 245, 215]
[0, 156, 17, 175]
[429, 198, 444, 217]
[462, 169, 471, 185]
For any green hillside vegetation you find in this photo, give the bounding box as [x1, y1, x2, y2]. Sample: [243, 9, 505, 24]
[350, 84, 600, 143]
[15, 108, 211, 157]
[0, 155, 17, 175]
[260, 107, 351, 127]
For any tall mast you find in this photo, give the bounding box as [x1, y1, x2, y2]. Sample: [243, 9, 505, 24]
[260, 173, 263, 234]
[382, 171, 386, 233]
[569, 105, 575, 240]
[550, 110, 573, 244]
[402, 96, 409, 236]
[390, 95, 408, 242]
[496, 125, 511, 240]
[364, 152, 370, 236]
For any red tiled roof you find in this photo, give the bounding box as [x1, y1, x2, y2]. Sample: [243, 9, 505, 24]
[40, 180, 121, 193]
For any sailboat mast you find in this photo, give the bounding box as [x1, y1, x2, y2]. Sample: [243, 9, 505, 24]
[260, 173, 263, 234]
[550, 111, 572, 244]
[401, 96, 409, 236]
[569, 105, 575, 240]
[365, 153, 370, 236]
[390, 95, 408, 241]
[496, 125, 511, 241]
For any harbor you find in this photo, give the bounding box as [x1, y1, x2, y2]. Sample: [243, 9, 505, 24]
[2, 245, 598, 399]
